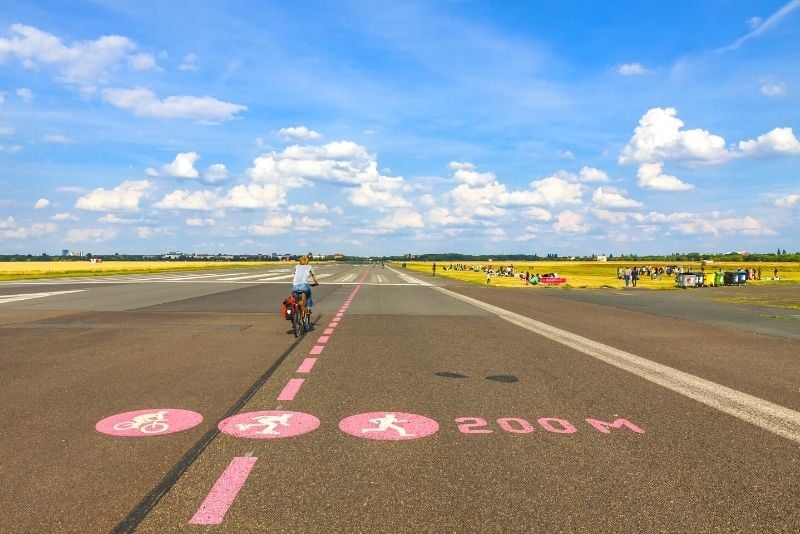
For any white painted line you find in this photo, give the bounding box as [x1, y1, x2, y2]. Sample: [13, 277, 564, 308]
[393, 267, 800, 445]
[216, 273, 279, 281]
[0, 289, 85, 304]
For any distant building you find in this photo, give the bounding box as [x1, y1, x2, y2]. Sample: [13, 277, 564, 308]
[333, 252, 345, 260]
[595, 255, 608, 262]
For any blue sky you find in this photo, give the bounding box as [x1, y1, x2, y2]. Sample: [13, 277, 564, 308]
[1, 0, 798, 257]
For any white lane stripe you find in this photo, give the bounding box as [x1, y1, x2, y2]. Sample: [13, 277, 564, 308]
[0, 289, 85, 303]
[392, 268, 800, 444]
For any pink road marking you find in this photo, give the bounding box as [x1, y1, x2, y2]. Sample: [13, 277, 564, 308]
[328, 321, 339, 328]
[277, 378, 305, 401]
[317, 336, 330, 344]
[335, 313, 344, 318]
[323, 328, 334, 335]
[339, 412, 439, 441]
[218, 411, 320, 439]
[188, 456, 257, 525]
[96, 408, 202, 437]
[309, 345, 324, 355]
[296, 358, 317, 373]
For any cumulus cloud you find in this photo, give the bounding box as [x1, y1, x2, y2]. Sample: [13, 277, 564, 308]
[220, 183, 286, 210]
[636, 162, 694, 191]
[449, 161, 497, 186]
[204, 163, 229, 183]
[98, 214, 139, 224]
[128, 53, 158, 71]
[0, 215, 16, 229]
[579, 166, 610, 182]
[1, 222, 58, 239]
[619, 107, 730, 165]
[179, 53, 198, 72]
[298, 216, 331, 231]
[65, 228, 117, 242]
[101, 87, 246, 122]
[34, 198, 50, 209]
[775, 194, 800, 208]
[0, 24, 157, 89]
[275, 126, 321, 141]
[75, 180, 153, 212]
[592, 186, 643, 208]
[674, 215, 774, 236]
[248, 214, 293, 235]
[0, 126, 13, 135]
[52, 212, 78, 221]
[617, 62, 649, 75]
[524, 207, 553, 221]
[554, 210, 590, 233]
[738, 127, 800, 156]
[376, 209, 424, 229]
[163, 151, 200, 178]
[154, 189, 218, 211]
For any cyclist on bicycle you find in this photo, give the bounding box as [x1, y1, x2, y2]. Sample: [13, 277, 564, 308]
[292, 255, 319, 307]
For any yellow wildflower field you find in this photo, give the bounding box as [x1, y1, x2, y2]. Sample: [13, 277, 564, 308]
[0, 261, 285, 280]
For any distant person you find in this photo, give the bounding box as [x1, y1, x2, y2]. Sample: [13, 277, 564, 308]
[774, 267, 779, 280]
[292, 256, 319, 307]
[624, 267, 632, 287]
[432, 262, 437, 277]
[631, 266, 639, 287]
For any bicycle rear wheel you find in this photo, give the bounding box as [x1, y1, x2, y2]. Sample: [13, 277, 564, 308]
[292, 304, 302, 337]
[302, 304, 311, 332]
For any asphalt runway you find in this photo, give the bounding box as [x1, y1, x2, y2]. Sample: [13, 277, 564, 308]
[0, 265, 798, 532]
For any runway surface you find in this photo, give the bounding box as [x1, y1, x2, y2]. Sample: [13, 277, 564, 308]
[1, 264, 798, 532]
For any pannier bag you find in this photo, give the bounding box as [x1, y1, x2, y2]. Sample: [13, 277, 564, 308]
[281, 295, 296, 320]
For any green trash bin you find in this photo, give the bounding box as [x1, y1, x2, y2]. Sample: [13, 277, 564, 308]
[715, 271, 724, 287]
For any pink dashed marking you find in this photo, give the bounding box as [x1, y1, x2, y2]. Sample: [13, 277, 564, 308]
[328, 321, 339, 329]
[339, 412, 439, 441]
[296, 358, 317, 373]
[309, 345, 324, 355]
[317, 336, 330, 344]
[323, 328, 334, 335]
[96, 408, 202, 437]
[277, 378, 305, 401]
[218, 411, 320, 439]
[188, 456, 257, 525]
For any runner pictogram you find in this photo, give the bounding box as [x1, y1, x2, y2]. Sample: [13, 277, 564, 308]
[339, 411, 439, 441]
[96, 409, 203, 437]
[218, 411, 320, 439]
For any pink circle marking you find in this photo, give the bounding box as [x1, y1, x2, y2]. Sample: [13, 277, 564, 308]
[96, 408, 202, 437]
[218, 411, 320, 439]
[339, 412, 439, 441]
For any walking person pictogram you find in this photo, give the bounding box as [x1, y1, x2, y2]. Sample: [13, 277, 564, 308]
[361, 413, 415, 437]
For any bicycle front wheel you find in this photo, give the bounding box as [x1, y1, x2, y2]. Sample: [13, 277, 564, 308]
[302, 306, 311, 332]
[292, 306, 302, 337]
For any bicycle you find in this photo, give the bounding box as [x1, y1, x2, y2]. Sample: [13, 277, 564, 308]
[290, 283, 317, 338]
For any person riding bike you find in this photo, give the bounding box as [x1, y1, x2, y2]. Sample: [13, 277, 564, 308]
[292, 255, 319, 307]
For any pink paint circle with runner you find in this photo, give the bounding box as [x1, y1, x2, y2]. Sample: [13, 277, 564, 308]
[96, 408, 203, 437]
[339, 411, 439, 441]
[218, 411, 320, 439]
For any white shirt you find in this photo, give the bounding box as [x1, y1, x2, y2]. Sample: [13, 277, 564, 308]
[293, 265, 313, 286]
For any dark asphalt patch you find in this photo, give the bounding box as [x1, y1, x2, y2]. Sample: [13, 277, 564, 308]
[485, 374, 519, 383]
[435, 371, 469, 379]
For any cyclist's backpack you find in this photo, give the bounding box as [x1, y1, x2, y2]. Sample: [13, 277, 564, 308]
[281, 295, 295, 321]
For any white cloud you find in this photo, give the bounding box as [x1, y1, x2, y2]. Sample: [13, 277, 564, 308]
[154, 189, 218, 211]
[449, 161, 496, 186]
[98, 214, 138, 224]
[2, 222, 58, 239]
[738, 127, 800, 156]
[0, 24, 152, 89]
[719, 1, 800, 52]
[775, 194, 800, 208]
[220, 184, 286, 210]
[204, 163, 229, 183]
[674, 215, 774, 236]
[43, 134, 73, 144]
[554, 210, 590, 233]
[128, 53, 159, 71]
[426, 207, 475, 226]
[179, 53, 198, 72]
[65, 228, 117, 243]
[636, 162, 694, 191]
[75, 180, 153, 212]
[557, 150, 575, 160]
[34, 198, 50, 209]
[136, 226, 171, 239]
[186, 217, 215, 227]
[348, 177, 411, 210]
[248, 214, 293, 235]
[298, 216, 331, 231]
[590, 208, 629, 224]
[0, 144, 23, 153]
[578, 166, 610, 182]
[0, 91, 4, 103]
[526, 175, 584, 206]
[163, 152, 200, 178]
[16, 88, 33, 102]
[592, 186, 643, 208]
[523, 207, 553, 221]
[747, 16, 763, 29]
[276, 126, 321, 141]
[0, 216, 15, 229]
[759, 82, 787, 97]
[289, 202, 330, 214]
[101, 87, 246, 122]
[619, 107, 730, 165]
[52, 212, 78, 221]
[377, 209, 424, 229]
[617, 62, 649, 75]
[0, 126, 13, 135]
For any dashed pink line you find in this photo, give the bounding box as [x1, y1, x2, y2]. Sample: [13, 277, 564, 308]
[309, 345, 324, 355]
[188, 456, 258, 525]
[277, 378, 305, 401]
[296, 358, 317, 373]
[323, 328, 334, 335]
[317, 335, 330, 344]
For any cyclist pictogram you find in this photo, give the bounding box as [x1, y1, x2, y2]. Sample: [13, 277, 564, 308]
[96, 408, 203, 437]
[218, 411, 320, 439]
[339, 411, 439, 441]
